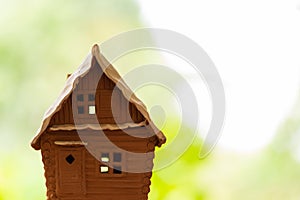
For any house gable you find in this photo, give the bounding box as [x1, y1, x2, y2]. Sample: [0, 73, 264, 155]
[49, 58, 145, 126]
[31, 44, 166, 150]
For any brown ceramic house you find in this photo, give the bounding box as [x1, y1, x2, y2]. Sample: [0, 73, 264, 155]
[31, 44, 166, 200]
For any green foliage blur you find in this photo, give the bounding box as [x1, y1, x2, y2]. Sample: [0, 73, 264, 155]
[1, 1, 300, 199]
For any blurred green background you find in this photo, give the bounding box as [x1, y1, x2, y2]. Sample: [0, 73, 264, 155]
[1, 0, 300, 199]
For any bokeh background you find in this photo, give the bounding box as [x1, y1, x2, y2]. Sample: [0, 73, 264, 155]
[1, 0, 300, 199]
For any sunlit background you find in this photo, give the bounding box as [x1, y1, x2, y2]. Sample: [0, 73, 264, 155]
[1, 0, 300, 199]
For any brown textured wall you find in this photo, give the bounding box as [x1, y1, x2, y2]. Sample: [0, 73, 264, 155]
[41, 135, 58, 200]
[41, 128, 157, 200]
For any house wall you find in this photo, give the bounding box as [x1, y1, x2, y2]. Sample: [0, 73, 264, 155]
[41, 127, 157, 200]
[49, 57, 145, 126]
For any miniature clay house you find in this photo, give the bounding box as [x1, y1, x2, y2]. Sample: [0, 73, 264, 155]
[31, 44, 166, 200]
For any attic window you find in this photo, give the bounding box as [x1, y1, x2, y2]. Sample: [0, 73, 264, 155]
[89, 105, 96, 115]
[75, 92, 96, 116]
[88, 94, 95, 101]
[77, 94, 84, 101]
[78, 106, 84, 114]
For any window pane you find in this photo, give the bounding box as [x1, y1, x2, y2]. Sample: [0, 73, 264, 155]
[78, 106, 84, 114]
[77, 94, 84, 101]
[113, 166, 122, 174]
[88, 94, 95, 101]
[113, 153, 122, 162]
[65, 154, 75, 164]
[100, 165, 109, 173]
[89, 105, 95, 114]
[101, 153, 109, 162]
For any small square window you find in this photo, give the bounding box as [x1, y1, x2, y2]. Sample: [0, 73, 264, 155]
[77, 94, 84, 101]
[78, 106, 84, 114]
[88, 94, 95, 101]
[113, 166, 122, 174]
[100, 165, 109, 173]
[113, 153, 122, 162]
[101, 153, 109, 162]
[89, 105, 96, 114]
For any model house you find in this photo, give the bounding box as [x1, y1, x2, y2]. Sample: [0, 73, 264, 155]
[31, 44, 166, 200]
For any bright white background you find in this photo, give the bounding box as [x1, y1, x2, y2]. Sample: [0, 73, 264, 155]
[137, 0, 300, 153]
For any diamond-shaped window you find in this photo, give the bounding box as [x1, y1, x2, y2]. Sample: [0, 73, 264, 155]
[65, 154, 75, 164]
